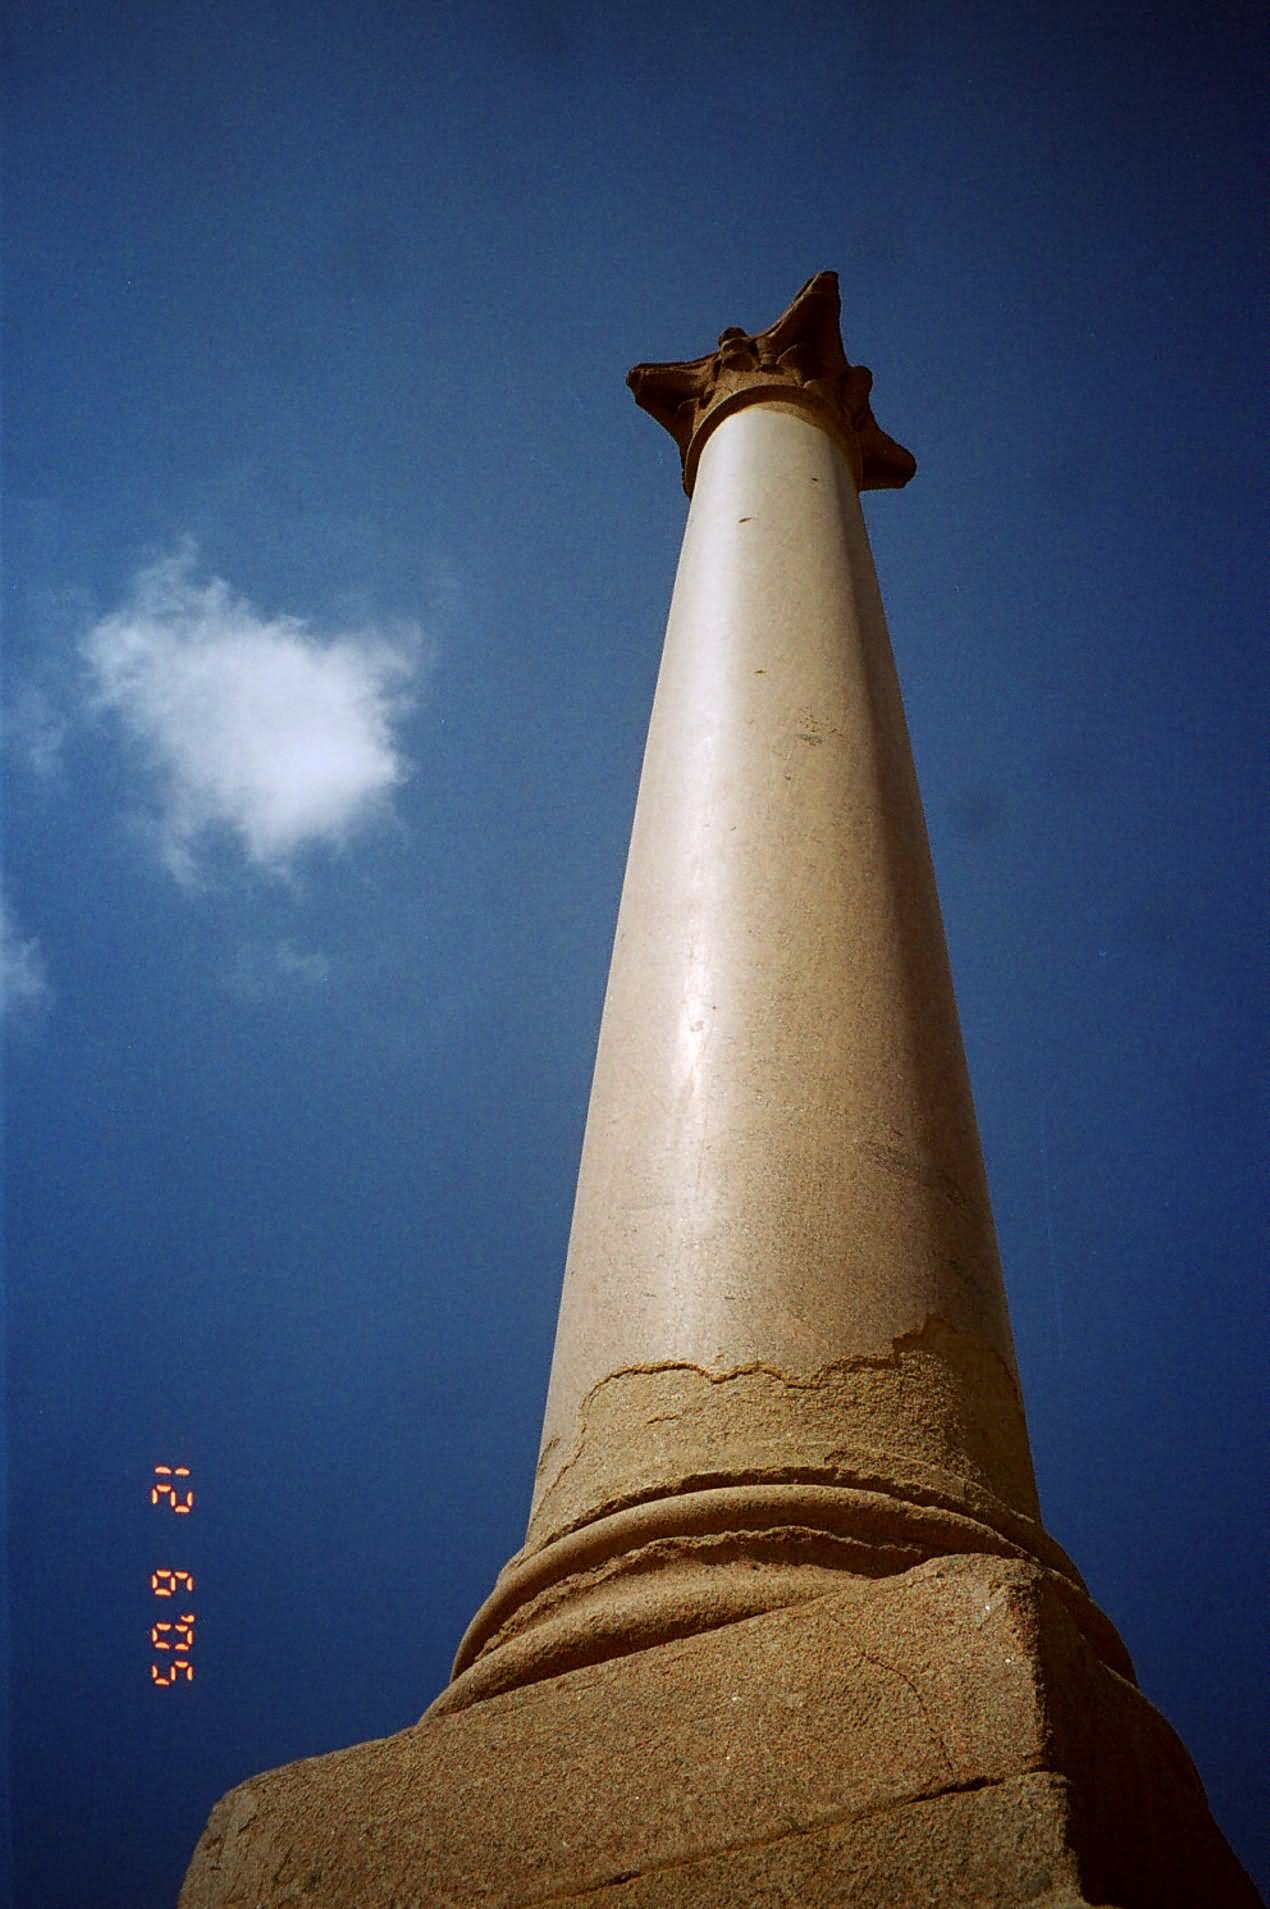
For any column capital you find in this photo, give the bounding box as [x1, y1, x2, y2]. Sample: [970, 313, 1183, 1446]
[627, 271, 917, 495]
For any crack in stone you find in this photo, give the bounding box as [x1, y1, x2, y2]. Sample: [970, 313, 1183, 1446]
[852, 1646, 954, 1778]
[518, 1772, 1014, 1905]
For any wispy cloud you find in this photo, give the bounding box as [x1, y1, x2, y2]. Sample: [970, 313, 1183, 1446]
[82, 543, 425, 881]
[1, 891, 52, 1018]
[3, 683, 70, 779]
[228, 938, 333, 1001]
[274, 940, 331, 985]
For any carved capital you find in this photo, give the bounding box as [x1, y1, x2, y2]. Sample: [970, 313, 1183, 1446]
[627, 271, 916, 496]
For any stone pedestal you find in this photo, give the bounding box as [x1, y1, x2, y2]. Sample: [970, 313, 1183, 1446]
[180, 1557, 1257, 1908]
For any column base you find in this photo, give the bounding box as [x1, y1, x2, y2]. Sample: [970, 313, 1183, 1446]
[441, 1476, 1129, 1715]
[180, 1555, 1258, 1909]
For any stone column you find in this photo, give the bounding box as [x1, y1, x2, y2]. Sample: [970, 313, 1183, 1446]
[180, 277, 1260, 1909]
[446, 275, 1099, 1711]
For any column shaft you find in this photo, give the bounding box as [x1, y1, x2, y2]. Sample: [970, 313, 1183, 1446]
[532, 402, 1038, 1547]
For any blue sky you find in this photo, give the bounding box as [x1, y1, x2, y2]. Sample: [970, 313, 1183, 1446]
[4, 2, 1266, 1902]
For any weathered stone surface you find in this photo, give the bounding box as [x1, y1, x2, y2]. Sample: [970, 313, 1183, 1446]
[445, 1320, 1120, 1716]
[180, 1558, 1258, 1908]
[528, 1317, 1044, 1552]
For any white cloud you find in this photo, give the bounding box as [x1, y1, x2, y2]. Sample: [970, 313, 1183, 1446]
[1, 891, 52, 1017]
[82, 543, 424, 881]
